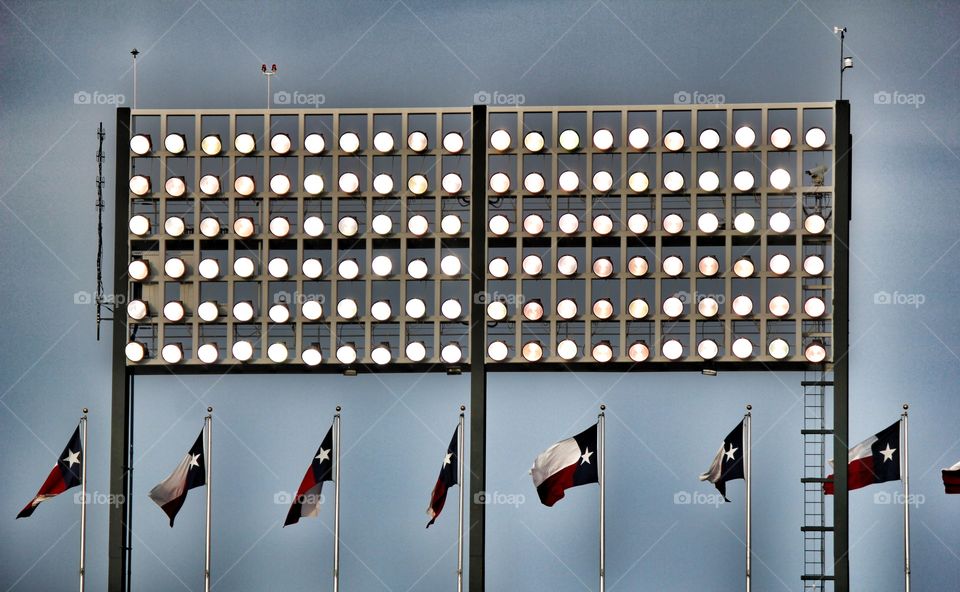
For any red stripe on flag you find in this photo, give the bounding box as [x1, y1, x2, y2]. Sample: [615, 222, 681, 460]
[16, 465, 69, 519]
[944, 470, 960, 494]
[824, 457, 876, 495]
[535, 462, 579, 507]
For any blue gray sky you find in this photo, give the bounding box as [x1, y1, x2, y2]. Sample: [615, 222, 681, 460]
[2, 1, 960, 590]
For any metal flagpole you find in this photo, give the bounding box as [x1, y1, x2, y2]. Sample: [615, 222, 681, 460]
[204, 407, 212, 592]
[457, 405, 466, 592]
[334, 406, 341, 592]
[79, 408, 88, 592]
[745, 405, 752, 592]
[902, 404, 910, 592]
[598, 404, 606, 592]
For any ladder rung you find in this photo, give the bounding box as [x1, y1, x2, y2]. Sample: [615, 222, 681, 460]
[801, 380, 834, 386]
[801, 526, 834, 532]
[801, 477, 831, 483]
[801, 428, 834, 435]
[801, 575, 836, 581]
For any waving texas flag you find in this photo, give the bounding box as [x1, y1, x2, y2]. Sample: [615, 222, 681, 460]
[825, 421, 901, 495]
[530, 423, 599, 507]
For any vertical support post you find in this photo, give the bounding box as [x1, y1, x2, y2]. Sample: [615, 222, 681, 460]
[204, 408, 213, 592]
[744, 405, 752, 592]
[80, 409, 88, 592]
[468, 104, 488, 592]
[832, 99, 852, 592]
[334, 406, 342, 592]
[458, 406, 466, 592]
[598, 405, 606, 592]
[109, 107, 133, 592]
[902, 404, 911, 592]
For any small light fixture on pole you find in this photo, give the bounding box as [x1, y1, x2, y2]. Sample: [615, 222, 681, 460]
[261, 64, 277, 109]
[130, 49, 140, 108]
[834, 27, 853, 99]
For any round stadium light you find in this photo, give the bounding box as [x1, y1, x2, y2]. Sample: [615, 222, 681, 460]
[732, 295, 753, 317]
[129, 215, 151, 236]
[663, 131, 684, 151]
[339, 172, 360, 194]
[440, 214, 462, 236]
[408, 131, 429, 152]
[129, 175, 150, 196]
[304, 216, 325, 237]
[127, 299, 148, 320]
[805, 341, 827, 363]
[523, 172, 545, 194]
[557, 254, 578, 276]
[593, 298, 614, 319]
[163, 301, 185, 322]
[733, 170, 754, 192]
[698, 255, 720, 276]
[268, 257, 289, 279]
[628, 341, 650, 362]
[768, 338, 790, 360]
[593, 129, 614, 151]
[770, 168, 791, 190]
[373, 173, 394, 195]
[662, 255, 684, 277]
[371, 300, 393, 321]
[489, 214, 510, 236]
[698, 171, 720, 192]
[734, 212, 756, 233]
[628, 172, 649, 193]
[338, 258, 360, 280]
[234, 175, 256, 196]
[130, 134, 152, 155]
[522, 300, 544, 321]
[805, 297, 826, 318]
[557, 298, 578, 319]
[441, 343, 463, 364]
[487, 300, 507, 320]
[558, 129, 580, 151]
[200, 135, 221, 155]
[592, 171, 614, 192]
[733, 256, 755, 278]
[408, 214, 429, 236]
[233, 301, 254, 322]
[337, 298, 358, 319]
[697, 212, 720, 233]
[490, 172, 511, 194]
[805, 214, 827, 234]
[304, 133, 325, 154]
[663, 296, 684, 318]
[524, 131, 545, 152]
[592, 341, 614, 363]
[734, 126, 755, 148]
[338, 216, 359, 237]
[628, 213, 649, 234]
[336, 344, 358, 364]
[372, 255, 394, 277]
[557, 339, 579, 361]
[197, 301, 219, 322]
[304, 174, 325, 195]
[662, 339, 683, 360]
[592, 215, 614, 235]
[804, 255, 825, 276]
[628, 298, 649, 319]
[769, 296, 790, 317]
[628, 128, 650, 149]
[128, 260, 149, 281]
[269, 216, 291, 237]
[522, 254, 543, 276]
[663, 171, 684, 192]
[732, 338, 753, 359]
[198, 258, 220, 279]
[593, 257, 614, 278]
[302, 346, 323, 366]
[270, 133, 292, 154]
[440, 254, 461, 276]
[339, 132, 360, 153]
[198, 343, 220, 364]
[164, 133, 186, 154]
[371, 344, 392, 366]
[165, 257, 186, 279]
[269, 304, 290, 323]
[199, 217, 220, 238]
[698, 339, 719, 360]
[165, 177, 186, 197]
[699, 128, 721, 150]
[198, 174, 220, 196]
[769, 211, 791, 233]
[267, 343, 288, 363]
[235, 133, 256, 154]
[442, 173, 463, 194]
[408, 258, 428, 279]
[302, 300, 323, 320]
[488, 341, 509, 361]
[558, 213, 580, 234]
[770, 128, 792, 149]
[406, 341, 427, 362]
[663, 213, 684, 234]
[558, 171, 580, 192]
[698, 297, 720, 317]
[490, 129, 511, 151]
[405, 298, 427, 319]
[372, 214, 394, 236]
[373, 131, 395, 153]
[523, 214, 545, 235]
[769, 254, 791, 276]
[232, 340, 254, 362]
[161, 343, 184, 364]
[441, 298, 462, 320]
[408, 174, 429, 195]
[443, 132, 464, 153]
[233, 217, 255, 238]
[125, 341, 147, 362]
[805, 127, 827, 149]
[488, 257, 510, 278]
[628, 256, 648, 277]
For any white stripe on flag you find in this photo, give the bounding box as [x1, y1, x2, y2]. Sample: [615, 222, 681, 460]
[148, 453, 191, 508]
[531, 437, 581, 487]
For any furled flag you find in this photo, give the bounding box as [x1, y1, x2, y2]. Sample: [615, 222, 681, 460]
[530, 423, 598, 507]
[426, 426, 459, 527]
[148, 429, 206, 526]
[825, 421, 900, 495]
[284, 425, 334, 527]
[17, 426, 83, 518]
[942, 460, 960, 494]
[699, 420, 745, 502]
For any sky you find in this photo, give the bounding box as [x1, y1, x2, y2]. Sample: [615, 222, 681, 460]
[1, 0, 960, 590]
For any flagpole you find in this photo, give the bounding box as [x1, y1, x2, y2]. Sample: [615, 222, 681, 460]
[79, 408, 88, 592]
[744, 405, 752, 592]
[333, 406, 341, 592]
[457, 405, 466, 592]
[902, 404, 910, 592]
[598, 404, 606, 592]
[204, 407, 212, 592]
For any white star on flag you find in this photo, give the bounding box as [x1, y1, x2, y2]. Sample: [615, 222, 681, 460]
[63, 449, 81, 468]
[879, 443, 896, 462]
[315, 448, 331, 463]
[581, 447, 594, 465]
[724, 445, 738, 462]
[188, 453, 201, 469]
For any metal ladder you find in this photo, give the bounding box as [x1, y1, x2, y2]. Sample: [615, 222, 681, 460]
[800, 369, 834, 590]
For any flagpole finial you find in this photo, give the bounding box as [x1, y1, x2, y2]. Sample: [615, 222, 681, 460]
[336, 405, 342, 412]
[207, 406, 213, 413]
[82, 407, 88, 414]
[460, 405, 466, 412]
[600, 404, 606, 411]
[746, 404, 752, 411]
[903, 403, 909, 410]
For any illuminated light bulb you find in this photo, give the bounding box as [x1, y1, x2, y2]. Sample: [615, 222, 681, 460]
[373, 173, 394, 195]
[440, 254, 461, 276]
[408, 214, 429, 236]
[405, 298, 427, 319]
[593, 299, 614, 319]
[488, 257, 510, 278]
[407, 131, 429, 152]
[442, 173, 462, 194]
[698, 256, 720, 276]
[338, 216, 359, 236]
[556, 212, 581, 234]
[127, 299, 148, 320]
[592, 342, 614, 363]
[733, 256, 755, 278]
[523, 172, 545, 194]
[441, 298, 462, 320]
[408, 174, 429, 195]
[489, 172, 511, 194]
[161, 343, 183, 364]
[232, 340, 254, 362]
[732, 338, 753, 359]
[165, 257, 186, 279]
[270, 133, 292, 154]
[697, 212, 720, 233]
[769, 254, 791, 275]
[805, 297, 826, 318]
[165, 177, 186, 197]
[197, 343, 220, 364]
[372, 255, 393, 277]
[441, 214, 462, 235]
[130, 134, 151, 155]
[803, 255, 825, 276]
[303, 174, 324, 195]
[734, 212, 755, 233]
[443, 132, 464, 153]
[336, 344, 357, 364]
[592, 257, 614, 278]
[805, 341, 827, 363]
[523, 131, 545, 152]
[698, 297, 720, 317]
[201, 135, 221, 155]
[198, 258, 220, 279]
[663, 170, 684, 192]
[769, 295, 790, 317]
[129, 175, 150, 196]
[304, 133, 325, 154]
[372, 214, 393, 236]
[662, 339, 683, 360]
[489, 214, 510, 236]
[768, 338, 790, 360]
[557, 298, 578, 319]
[805, 214, 826, 234]
[663, 297, 684, 318]
[699, 128, 721, 150]
[662, 255, 684, 277]
[592, 215, 614, 235]
[339, 172, 360, 193]
[339, 132, 360, 153]
[558, 171, 580, 192]
[441, 343, 463, 364]
[734, 126, 755, 148]
[233, 301, 254, 322]
[302, 300, 323, 320]
[163, 133, 185, 153]
[303, 216, 325, 237]
[125, 342, 146, 362]
[769, 211, 791, 233]
[770, 127, 792, 149]
[522, 341, 544, 362]
[488, 341, 509, 361]
[698, 339, 719, 360]
[235, 133, 256, 154]
[522, 254, 543, 276]
[337, 298, 358, 319]
[628, 256, 648, 277]
[371, 344, 392, 366]
[490, 129, 511, 151]
[557, 339, 579, 360]
[732, 295, 753, 316]
[408, 258, 428, 279]
[129, 215, 150, 236]
[628, 341, 650, 362]
[698, 171, 720, 192]
[593, 128, 614, 150]
[592, 171, 614, 192]
[628, 213, 649, 234]
[234, 175, 256, 196]
[269, 303, 290, 323]
[770, 168, 791, 190]
[338, 259, 359, 279]
[199, 217, 220, 238]
[371, 300, 392, 321]
[628, 171, 650, 193]
[373, 131, 394, 153]
[128, 260, 149, 281]
[163, 301, 185, 322]
[302, 347, 323, 366]
[487, 301, 507, 320]
[663, 131, 685, 151]
[663, 213, 684, 234]
[269, 217, 291, 237]
[523, 214, 545, 235]
[522, 300, 544, 320]
[733, 170, 755, 191]
[233, 257, 255, 278]
[628, 128, 650, 149]
[805, 127, 827, 149]
[406, 341, 427, 362]
[557, 254, 578, 276]
[558, 129, 580, 151]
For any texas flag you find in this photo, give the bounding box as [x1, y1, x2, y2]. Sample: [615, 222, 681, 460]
[17, 426, 83, 518]
[942, 460, 960, 494]
[426, 426, 459, 527]
[284, 425, 334, 527]
[825, 421, 901, 495]
[531, 423, 598, 507]
[148, 429, 206, 526]
[699, 420, 745, 502]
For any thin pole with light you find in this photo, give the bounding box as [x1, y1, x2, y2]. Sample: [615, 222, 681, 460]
[834, 27, 854, 99]
[261, 64, 277, 110]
